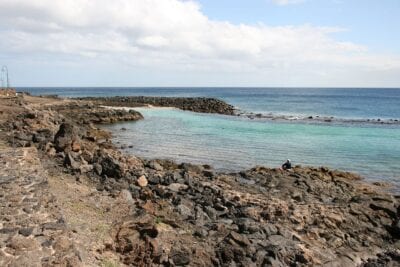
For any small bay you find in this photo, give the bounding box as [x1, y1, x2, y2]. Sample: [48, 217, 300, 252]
[104, 107, 400, 187]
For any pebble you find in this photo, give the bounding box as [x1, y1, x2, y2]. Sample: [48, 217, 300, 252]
[137, 175, 148, 187]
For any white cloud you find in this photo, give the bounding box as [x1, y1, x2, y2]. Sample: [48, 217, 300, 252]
[0, 0, 399, 86]
[270, 0, 306, 6]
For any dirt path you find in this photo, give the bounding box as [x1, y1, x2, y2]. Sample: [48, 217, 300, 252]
[46, 163, 129, 267]
[0, 139, 130, 266]
[0, 142, 82, 266]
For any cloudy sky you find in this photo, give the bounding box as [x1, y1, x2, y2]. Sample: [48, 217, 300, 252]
[1, 0, 399, 87]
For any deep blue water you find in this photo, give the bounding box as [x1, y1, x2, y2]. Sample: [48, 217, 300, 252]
[21, 87, 400, 187]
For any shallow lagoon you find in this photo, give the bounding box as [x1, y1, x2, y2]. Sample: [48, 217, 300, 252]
[104, 107, 400, 187]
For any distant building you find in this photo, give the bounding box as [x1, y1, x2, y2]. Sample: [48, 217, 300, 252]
[0, 88, 17, 98]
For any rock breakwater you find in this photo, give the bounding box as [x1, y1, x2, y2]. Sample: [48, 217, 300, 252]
[76, 96, 236, 115]
[1, 94, 399, 266]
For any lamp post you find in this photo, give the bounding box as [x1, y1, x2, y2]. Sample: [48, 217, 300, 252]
[1, 66, 10, 88]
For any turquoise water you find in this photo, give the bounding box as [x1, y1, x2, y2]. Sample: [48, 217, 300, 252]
[104, 107, 400, 186]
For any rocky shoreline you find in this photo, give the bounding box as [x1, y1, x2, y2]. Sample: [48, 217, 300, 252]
[237, 111, 400, 126]
[75, 96, 236, 115]
[1, 94, 400, 266]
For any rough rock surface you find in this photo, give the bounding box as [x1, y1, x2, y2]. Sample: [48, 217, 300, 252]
[0, 94, 399, 266]
[51, 102, 144, 124]
[0, 145, 82, 266]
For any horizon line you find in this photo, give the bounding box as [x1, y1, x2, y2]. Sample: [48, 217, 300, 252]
[13, 86, 400, 89]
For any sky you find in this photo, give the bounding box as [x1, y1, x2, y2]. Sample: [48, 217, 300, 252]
[0, 0, 399, 87]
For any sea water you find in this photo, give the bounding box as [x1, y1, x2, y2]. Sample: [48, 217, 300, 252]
[22, 87, 400, 119]
[21, 87, 400, 186]
[104, 108, 400, 186]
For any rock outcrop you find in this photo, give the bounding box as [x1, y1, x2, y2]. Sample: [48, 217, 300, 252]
[51, 102, 143, 124]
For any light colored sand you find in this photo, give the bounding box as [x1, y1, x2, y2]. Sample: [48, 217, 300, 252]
[101, 105, 178, 111]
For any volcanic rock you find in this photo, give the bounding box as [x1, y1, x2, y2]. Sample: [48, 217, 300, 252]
[54, 123, 80, 152]
[137, 175, 148, 187]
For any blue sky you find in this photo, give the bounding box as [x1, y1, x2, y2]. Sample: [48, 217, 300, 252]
[199, 0, 400, 54]
[0, 0, 399, 87]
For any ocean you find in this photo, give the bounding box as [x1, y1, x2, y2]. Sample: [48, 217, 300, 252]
[21, 87, 400, 187]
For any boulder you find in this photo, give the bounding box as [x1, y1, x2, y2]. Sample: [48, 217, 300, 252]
[46, 147, 56, 156]
[148, 174, 161, 184]
[8, 236, 39, 251]
[54, 123, 79, 152]
[79, 164, 93, 173]
[176, 204, 193, 219]
[236, 218, 261, 234]
[168, 183, 189, 192]
[64, 153, 80, 170]
[93, 163, 102, 175]
[229, 231, 251, 247]
[100, 154, 124, 178]
[71, 141, 81, 152]
[148, 160, 164, 171]
[120, 189, 134, 204]
[204, 206, 218, 220]
[18, 227, 34, 237]
[202, 170, 215, 178]
[15, 131, 32, 141]
[180, 163, 203, 173]
[33, 129, 53, 144]
[170, 247, 191, 266]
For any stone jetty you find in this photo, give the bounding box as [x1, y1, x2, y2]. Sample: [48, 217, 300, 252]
[76, 96, 236, 115]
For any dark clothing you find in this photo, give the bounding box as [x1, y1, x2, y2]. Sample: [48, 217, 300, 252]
[282, 161, 291, 170]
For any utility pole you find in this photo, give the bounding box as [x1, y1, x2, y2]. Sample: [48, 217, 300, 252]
[1, 66, 10, 88]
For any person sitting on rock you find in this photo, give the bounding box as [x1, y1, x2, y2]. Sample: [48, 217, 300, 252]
[281, 159, 292, 170]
